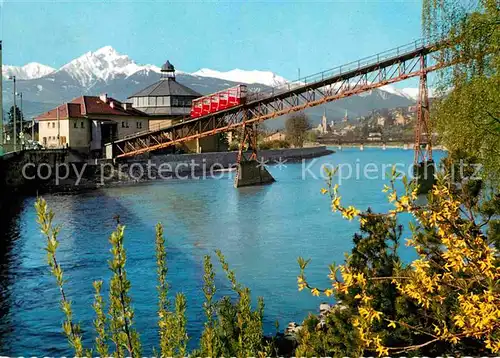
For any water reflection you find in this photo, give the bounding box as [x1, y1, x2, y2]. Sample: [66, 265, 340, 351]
[0, 197, 24, 352]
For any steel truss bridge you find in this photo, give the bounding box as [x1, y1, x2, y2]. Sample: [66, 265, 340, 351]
[110, 38, 448, 164]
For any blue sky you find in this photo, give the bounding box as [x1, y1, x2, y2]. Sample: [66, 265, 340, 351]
[1, 0, 424, 82]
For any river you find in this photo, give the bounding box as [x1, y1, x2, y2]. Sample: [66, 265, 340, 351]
[0, 147, 444, 355]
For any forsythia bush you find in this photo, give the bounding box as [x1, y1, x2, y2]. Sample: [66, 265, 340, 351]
[297, 167, 500, 356]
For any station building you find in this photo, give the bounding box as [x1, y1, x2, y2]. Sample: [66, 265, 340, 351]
[36, 94, 148, 154]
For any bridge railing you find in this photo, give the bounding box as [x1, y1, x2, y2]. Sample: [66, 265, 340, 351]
[248, 36, 443, 102]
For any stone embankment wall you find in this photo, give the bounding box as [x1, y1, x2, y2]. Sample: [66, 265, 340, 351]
[0, 149, 92, 195]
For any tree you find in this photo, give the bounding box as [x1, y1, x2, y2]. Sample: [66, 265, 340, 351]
[8, 105, 24, 124]
[422, 0, 500, 181]
[285, 112, 310, 147]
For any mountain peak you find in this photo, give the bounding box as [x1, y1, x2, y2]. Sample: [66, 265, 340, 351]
[58, 46, 160, 86]
[94, 45, 118, 55]
[191, 68, 289, 87]
[2, 62, 56, 80]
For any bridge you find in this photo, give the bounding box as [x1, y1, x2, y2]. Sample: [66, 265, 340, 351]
[107, 37, 448, 187]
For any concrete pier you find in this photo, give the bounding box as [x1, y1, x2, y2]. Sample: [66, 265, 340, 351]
[234, 160, 275, 188]
[413, 160, 436, 194]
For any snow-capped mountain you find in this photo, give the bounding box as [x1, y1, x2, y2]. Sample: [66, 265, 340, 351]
[2, 62, 55, 80]
[192, 68, 289, 87]
[379, 85, 436, 100]
[57, 46, 161, 87]
[2, 45, 421, 128]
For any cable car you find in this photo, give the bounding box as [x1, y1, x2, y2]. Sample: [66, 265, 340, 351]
[190, 84, 247, 118]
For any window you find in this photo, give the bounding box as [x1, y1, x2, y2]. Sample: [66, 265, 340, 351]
[122, 121, 125, 128]
[74, 121, 78, 129]
[136, 121, 143, 129]
[52, 122, 55, 128]
[80, 121, 84, 129]
[148, 97, 156, 106]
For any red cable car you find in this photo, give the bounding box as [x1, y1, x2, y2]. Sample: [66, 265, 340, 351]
[190, 84, 247, 118]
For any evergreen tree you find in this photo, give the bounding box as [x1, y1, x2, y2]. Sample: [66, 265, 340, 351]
[8, 105, 24, 125]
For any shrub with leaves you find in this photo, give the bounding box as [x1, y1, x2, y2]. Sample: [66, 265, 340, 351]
[36, 198, 270, 357]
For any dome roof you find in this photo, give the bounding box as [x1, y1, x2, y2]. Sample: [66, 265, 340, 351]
[128, 78, 201, 98]
[161, 60, 175, 72]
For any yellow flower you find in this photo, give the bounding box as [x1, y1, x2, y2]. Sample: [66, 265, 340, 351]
[311, 288, 320, 296]
[324, 288, 334, 297]
[342, 206, 360, 220]
[388, 321, 396, 329]
[320, 188, 328, 195]
[332, 196, 341, 211]
[376, 344, 389, 357]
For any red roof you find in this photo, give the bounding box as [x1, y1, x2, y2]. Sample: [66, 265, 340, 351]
[36, 95, 147, 121]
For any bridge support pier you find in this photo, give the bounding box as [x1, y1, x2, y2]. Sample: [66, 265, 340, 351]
[413, 54, 435, 194]
[234, 122, 275, 188]
[235, 160, 275, 188]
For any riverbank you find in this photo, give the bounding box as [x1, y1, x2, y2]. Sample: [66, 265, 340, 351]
[0, 146, 334, 195]
[319, 141, 447, 151]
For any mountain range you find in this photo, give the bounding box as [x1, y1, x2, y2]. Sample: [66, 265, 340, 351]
[1, 46, 421, 129]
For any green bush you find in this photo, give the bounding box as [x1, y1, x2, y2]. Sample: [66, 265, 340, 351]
[228, 141, 240, 151]
[258, 139, 291, 150]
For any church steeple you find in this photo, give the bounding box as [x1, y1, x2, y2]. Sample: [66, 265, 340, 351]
[321, 107, 328, 133]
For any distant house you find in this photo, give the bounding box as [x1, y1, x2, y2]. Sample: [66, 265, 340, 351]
[264, 131, 286, 142]
[36, 94, 148, 155]
[394, 111, 407, 126]
[367, 132, 382, 141]
[376, 116, 386, 127]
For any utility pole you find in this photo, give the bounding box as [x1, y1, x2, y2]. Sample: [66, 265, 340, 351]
[0, 40, 3, 154]
[9, 75, 17, 151]
[17, 92, 23, 133]
[17, 92, 23, 149]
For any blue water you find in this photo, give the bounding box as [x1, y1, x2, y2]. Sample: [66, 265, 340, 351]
[0, 148, 444, 355]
